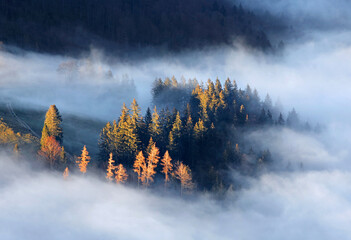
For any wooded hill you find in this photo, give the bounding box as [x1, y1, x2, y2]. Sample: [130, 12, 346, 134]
[0, 0, 272, 54]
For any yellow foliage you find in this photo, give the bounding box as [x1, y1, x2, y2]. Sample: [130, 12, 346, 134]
[106, 153, 116, 181]
[115, 164, 128, 184]
[76, 145, 90, 174]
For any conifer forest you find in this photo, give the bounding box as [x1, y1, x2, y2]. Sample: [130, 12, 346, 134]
[0, 0, 350, 239]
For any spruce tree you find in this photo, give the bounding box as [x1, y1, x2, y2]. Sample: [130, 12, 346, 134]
[168, 111, 182, 158]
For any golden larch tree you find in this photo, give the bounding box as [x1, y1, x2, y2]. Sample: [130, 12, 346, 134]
[63, 167, 69, 180]
[133, 151, 146, 187]
[106, 153, 116, 181]
[38, 136, 61, 169]
[115, 164, 128, 184]
[161, 150, 173, 187]
[175, 161, 194, 196]
[142, 143, 160, 186]
[76, 145, 90, 174]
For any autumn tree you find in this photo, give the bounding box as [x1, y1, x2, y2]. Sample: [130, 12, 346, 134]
[63, 167, 69, 180]
[149, 106, 162, 142]
[41, 105, 63, 147]
[38, 136, 61, 169]
[142, 144, 160, 186]
[175, 161, 194, 196]
[115, 164, 128, 184]
[133, 151, 146, 187]
[106, 153, 116, 181]
[77, 145, 90, 174]
[161, 150, 173, 187]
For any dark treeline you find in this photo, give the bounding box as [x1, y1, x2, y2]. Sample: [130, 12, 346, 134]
[98, 77, 308, 191]
[0, 0, 271, 54]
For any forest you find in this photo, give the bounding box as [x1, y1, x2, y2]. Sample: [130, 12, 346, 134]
[0, 0, 273, 54]
[0, 76, 311, 193]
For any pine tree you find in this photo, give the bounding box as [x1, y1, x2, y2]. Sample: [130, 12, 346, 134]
[98, 122, 112, 168]
[106, 153, 116, 181]
[142, 144, 160, 186]
[115, 164, 128, 184]
[134, 151, 146, 186]
[41, 105, 63, 145]
[193, 118, 207, 140]
[77, 145, 90, 174]
[278, 113, 285, 125]
[168, 111, 182, 157]
[175, 161, 193, 196]
[161, 150, 173, 186]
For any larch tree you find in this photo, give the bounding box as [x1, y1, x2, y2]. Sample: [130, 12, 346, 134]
[63, 167, 69, 180]
[161, 150, 173, 187]
[77, 145, 90, 174]
[142, 143, 160, 186]
[133, 151, 146, 187]
[41, 105, 63, 146]
[175, 161, 194, 196]
[149, 106, 162, 142]
[106, 153, 116, 181]
[115, 164, 128, 184]
[38, 136, 61, 169]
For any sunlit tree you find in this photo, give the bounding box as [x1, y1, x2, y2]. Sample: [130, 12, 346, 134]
[106, 153, 116, 181]
[133, 151, 146, 187]
[41, 105, 63, 146]
[115, 164, 128, 184]
[142, 143, 160, 186]
[77, 145, 90, 174]
[161, 150, 173, 187]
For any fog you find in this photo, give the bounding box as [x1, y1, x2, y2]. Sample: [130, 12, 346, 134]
[1, 28, 351, 125]
[1, 1, 351, 239]
[1, 122, 351, 239]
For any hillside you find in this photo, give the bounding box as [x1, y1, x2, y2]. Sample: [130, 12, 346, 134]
[0, 0, 273, 54]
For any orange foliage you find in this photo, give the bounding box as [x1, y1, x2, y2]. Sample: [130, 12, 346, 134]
[142, 144, 160, 186]
[161, 150, 173, 185]
[38, 136, 61, 168]
[115, 164, 128, 184]
[133, 151, 146, 186]
[106, 153, 116, 181]
[63, 167, 69, 179]
[76, 145, 90, 174]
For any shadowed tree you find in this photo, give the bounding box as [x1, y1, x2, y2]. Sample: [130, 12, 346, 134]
[175, 161, 194, 196]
